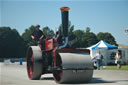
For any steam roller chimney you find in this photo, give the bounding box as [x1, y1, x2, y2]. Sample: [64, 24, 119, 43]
[60, 7, 70, 37]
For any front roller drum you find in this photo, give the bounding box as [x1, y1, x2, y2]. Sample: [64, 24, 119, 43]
[53, 53, 93, 83]
[27, 46, 43, 80]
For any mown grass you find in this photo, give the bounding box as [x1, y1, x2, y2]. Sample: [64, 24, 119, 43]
[101, 65, 128, 70]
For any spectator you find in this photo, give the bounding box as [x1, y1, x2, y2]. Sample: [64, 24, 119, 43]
[95, 51, 102, 70]
[115, 51, 122, 69]
[100, 54, 104, 69]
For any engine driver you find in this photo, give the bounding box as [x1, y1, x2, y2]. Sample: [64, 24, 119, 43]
[31, 24, 46, 49]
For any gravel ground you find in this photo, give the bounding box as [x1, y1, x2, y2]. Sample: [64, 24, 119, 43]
[0, 62, 128, 85]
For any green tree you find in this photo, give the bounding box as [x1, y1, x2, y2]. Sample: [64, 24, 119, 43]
[85, 27, 91, 33]
[97, 32, 118, 46]
[68, 25, 76, 48]
[22, 25, 35, 46]
[79, 27, 98, 47]
[0, 27, 26, 58]
[42, 26, 55, 37]
[11, 29, 26, 58]
[82, 32, 98, 47]
[73, 29, 84, 48]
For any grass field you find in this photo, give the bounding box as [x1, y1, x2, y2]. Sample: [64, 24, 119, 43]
[101, 65, 128, 70]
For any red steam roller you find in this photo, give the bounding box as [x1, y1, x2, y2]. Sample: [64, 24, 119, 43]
[26, 7, 93, 84]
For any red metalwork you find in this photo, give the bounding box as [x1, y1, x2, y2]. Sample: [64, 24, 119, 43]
[45, 39, 54, 50]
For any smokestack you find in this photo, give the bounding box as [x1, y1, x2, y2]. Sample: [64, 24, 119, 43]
[60, 7, 70, 37]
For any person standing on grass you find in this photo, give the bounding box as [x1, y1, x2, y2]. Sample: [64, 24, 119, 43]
[115, 51, 122, 69]
[100, 54, 104, 69]
[96, 51, 102, 70]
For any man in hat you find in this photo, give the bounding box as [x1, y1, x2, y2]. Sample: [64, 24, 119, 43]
[31, 24, 46, 49]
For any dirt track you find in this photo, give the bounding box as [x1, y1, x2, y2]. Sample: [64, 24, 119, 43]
[0, 62, 128, 85]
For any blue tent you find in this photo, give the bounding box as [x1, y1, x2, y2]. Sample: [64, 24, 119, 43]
[91, 40, 118, 50]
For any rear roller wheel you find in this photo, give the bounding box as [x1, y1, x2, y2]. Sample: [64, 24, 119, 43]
[27, 46, 43, 80]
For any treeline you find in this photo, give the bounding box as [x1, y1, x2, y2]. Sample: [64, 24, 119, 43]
[69, 27, 118, 48]
[0, 27, 26, 58]
[0, 24, 117, 58]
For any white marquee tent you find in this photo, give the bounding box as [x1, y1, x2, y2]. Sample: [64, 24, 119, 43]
[87, 40, 118, 65]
